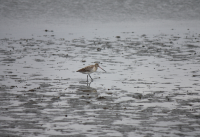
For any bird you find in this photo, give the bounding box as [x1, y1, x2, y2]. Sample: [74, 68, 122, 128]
[76, 63, 106, 81]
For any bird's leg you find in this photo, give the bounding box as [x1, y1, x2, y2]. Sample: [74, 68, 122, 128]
[87, 75, 88, 82]
[88, 74, 93, 81]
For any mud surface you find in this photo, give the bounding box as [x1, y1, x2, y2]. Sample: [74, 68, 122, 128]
[1, 28, 200, 137]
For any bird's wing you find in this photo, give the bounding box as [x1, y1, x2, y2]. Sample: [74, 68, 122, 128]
[77, 65, 93, 72]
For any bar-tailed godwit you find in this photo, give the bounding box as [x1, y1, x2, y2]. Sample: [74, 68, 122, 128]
[77, 63, 106, 81]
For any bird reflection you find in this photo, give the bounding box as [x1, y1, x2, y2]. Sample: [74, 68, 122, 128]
[87, 81, 92, 87]
[77, 80, 97, 92]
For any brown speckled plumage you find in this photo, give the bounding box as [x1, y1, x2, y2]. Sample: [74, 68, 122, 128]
[77, 63, 106, 81]
[77, 63, 99, 74]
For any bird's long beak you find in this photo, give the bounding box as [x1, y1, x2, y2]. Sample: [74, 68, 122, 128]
[98, 66, 106, 72]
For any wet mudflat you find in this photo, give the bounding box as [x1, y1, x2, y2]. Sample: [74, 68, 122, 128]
[1, 27, 200, 137]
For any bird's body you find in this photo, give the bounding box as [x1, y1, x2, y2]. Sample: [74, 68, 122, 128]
[77, 63, 106, 81]
[77, 64, 98, 74]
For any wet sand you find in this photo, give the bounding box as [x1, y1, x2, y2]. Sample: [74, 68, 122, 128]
[1, 23, 200, 137]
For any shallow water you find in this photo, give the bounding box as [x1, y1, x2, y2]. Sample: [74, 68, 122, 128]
[1, 0, 200, 136]
[1, 23, 200, 137]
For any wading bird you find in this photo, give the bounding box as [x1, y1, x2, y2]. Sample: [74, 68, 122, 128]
[77, 63, 106, 81]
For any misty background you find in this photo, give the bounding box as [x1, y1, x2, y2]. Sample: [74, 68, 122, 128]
[1, 0, 200, 25]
